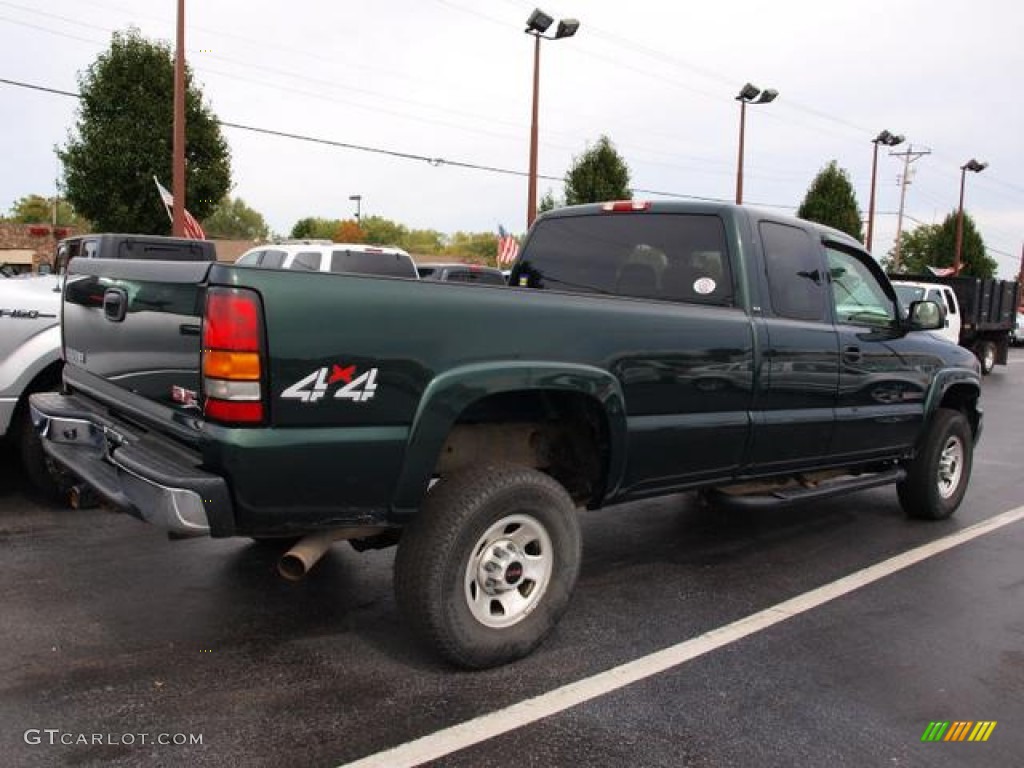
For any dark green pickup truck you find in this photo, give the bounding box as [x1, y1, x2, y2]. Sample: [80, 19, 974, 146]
[31, 201, 983, 667]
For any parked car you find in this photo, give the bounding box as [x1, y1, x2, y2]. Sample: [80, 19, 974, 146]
[236, 243, 418, 279]
[32, 201, 980, 668]
[416, 262, 506, 285]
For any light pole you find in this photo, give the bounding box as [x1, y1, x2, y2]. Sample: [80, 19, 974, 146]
[349, 194, 362, 222]
[734, 82, 777, 205]
[866, 129, 904, 252]
[954, 158, 987, 274]
[525, 8, 579, 228]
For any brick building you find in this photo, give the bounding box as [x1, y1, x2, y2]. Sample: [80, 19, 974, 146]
[0, 222, 76, 273]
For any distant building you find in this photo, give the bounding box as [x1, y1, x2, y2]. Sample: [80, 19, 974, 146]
[0, 222, 77, 273]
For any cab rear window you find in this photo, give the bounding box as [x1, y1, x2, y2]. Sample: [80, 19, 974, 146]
[513, 213, 732, 306]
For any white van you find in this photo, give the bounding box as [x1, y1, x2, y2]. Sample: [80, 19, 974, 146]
[236, 242, 418, 279]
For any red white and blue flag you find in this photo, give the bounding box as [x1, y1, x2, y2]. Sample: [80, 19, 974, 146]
[497, 225, 519, 266]
[154, 176, 206, 240]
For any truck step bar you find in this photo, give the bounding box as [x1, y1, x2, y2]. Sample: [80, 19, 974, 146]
[707, 468, 907, 509]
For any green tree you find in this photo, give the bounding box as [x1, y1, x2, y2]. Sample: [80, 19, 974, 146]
[797, 160, 863, 241]
[203, 196, 269, 240]
[883, 212, 995, 278]
[404, 228, 445, 255]
[444, 231, 500, 265]
[290, 217, 339, 240]
[59, 28, 231, 234]
[563, 135, 631, 206]
[361, 215, 408, 246]
[538, 189, 561, 215]
[8, 194, 89, 228]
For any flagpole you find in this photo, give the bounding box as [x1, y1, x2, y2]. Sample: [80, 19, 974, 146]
[172, 0, 186, 236]
[154, 176, 173, 223]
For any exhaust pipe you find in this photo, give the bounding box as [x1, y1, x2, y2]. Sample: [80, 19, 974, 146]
[278, 527, 384, 581]
[68, 484, 100, 510]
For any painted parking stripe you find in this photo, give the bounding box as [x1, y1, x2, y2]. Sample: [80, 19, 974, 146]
[339, 505, 1024, 768]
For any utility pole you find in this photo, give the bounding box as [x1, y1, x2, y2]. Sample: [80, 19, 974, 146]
[172, 0, 186, 237]
[889, 144, 930, 271]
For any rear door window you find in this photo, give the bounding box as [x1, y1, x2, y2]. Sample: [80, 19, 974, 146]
[261, 250, 286, 269]
[289, 251, 321, 271]
[759, 222, 826, 322]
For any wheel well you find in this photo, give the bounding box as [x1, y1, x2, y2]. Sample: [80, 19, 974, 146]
[939, 383, 980, 438]
[434, 390, 610, 506]
[14, 360, 63, 414]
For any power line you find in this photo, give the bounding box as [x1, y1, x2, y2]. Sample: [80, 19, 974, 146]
[0, 75, 776, 208]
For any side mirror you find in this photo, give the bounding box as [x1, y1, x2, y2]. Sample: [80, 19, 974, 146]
[908, 300, 944, 331]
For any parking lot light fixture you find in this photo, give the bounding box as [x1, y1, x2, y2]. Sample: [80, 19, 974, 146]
[954, 159, 988, 274]
[735, 83, 779, 205]
[866, 130, 905, 252]
[525, 8, 579, 228]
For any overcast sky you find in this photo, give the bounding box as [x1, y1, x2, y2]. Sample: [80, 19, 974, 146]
[1, 0, 1021, 277]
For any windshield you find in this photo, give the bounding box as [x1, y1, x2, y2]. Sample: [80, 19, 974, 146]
[893, 284, 925, 306]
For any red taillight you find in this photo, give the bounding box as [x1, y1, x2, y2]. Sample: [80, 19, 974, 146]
[601, 200, 651, 212]
[202, 287, 265, 425]
[204, 291, 260, 350]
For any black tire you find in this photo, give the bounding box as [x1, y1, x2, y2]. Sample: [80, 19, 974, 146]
[394, 464, 581, 669]
[976, 341, 996, 375]
[17, 396, 74, 504]
[897, 408, 973, 520]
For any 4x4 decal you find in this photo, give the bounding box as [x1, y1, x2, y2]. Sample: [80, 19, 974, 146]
[282, 364, 378, 403]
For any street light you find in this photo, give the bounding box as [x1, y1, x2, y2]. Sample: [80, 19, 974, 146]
[953, 158, 987, 274]
[866, 129, 904, 252]
[525, 8, 579, 228]
[349, 194, 362, 221]
[734, 83, 778, 205]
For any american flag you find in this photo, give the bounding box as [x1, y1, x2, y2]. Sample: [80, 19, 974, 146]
[496, 225, 519, 266]
[153, 177, 206, 240]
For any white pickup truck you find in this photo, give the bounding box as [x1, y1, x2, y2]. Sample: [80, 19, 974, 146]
[1, 234, 215, 499]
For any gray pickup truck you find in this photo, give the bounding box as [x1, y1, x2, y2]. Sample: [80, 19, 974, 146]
[2, 234, 213, 499]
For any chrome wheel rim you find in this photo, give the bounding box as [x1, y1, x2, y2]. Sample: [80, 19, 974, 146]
[937, 436, 964, 499]
[464, 514, 553, 628]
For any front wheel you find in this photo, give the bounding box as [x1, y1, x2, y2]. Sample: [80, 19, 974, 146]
[394, 464, 581, 669]
[897, 408, 973, 520]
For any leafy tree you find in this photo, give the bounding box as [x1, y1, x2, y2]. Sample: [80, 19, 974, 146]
[404, 228, 445, 255]
[797, 160, 863, 241]
[203, 196, 269, 240]
[538, 189, 561, 215]
[361, 215, 408, 246]
[290, 217, 339, 240]
[333, 219, 366, 243]
[883, 212, 995, 278]
[59, 28, 231, 234]
[444, 231, 500, 265]
[8, 194, 89, 228]
[563, 135, 631, 206]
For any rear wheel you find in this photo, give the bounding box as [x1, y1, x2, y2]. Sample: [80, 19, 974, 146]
[897, 408, 973, 520]
[394, 464, 581, 669]
[17, 393, 73, 504]
[976, 341, 996, 375]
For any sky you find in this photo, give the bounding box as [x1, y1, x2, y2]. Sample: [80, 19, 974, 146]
[1, 0, 1022, 278]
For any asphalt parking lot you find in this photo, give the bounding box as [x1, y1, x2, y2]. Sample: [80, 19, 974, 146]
[2, 350, 1022, 768]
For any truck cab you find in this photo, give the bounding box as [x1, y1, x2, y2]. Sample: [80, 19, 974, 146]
[892, 279, 961, 345]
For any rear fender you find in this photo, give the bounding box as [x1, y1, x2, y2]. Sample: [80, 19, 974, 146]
[391, 361, 627, 515]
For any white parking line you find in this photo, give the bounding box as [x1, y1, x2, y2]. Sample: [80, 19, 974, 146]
[339, 505, 1024, 768]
